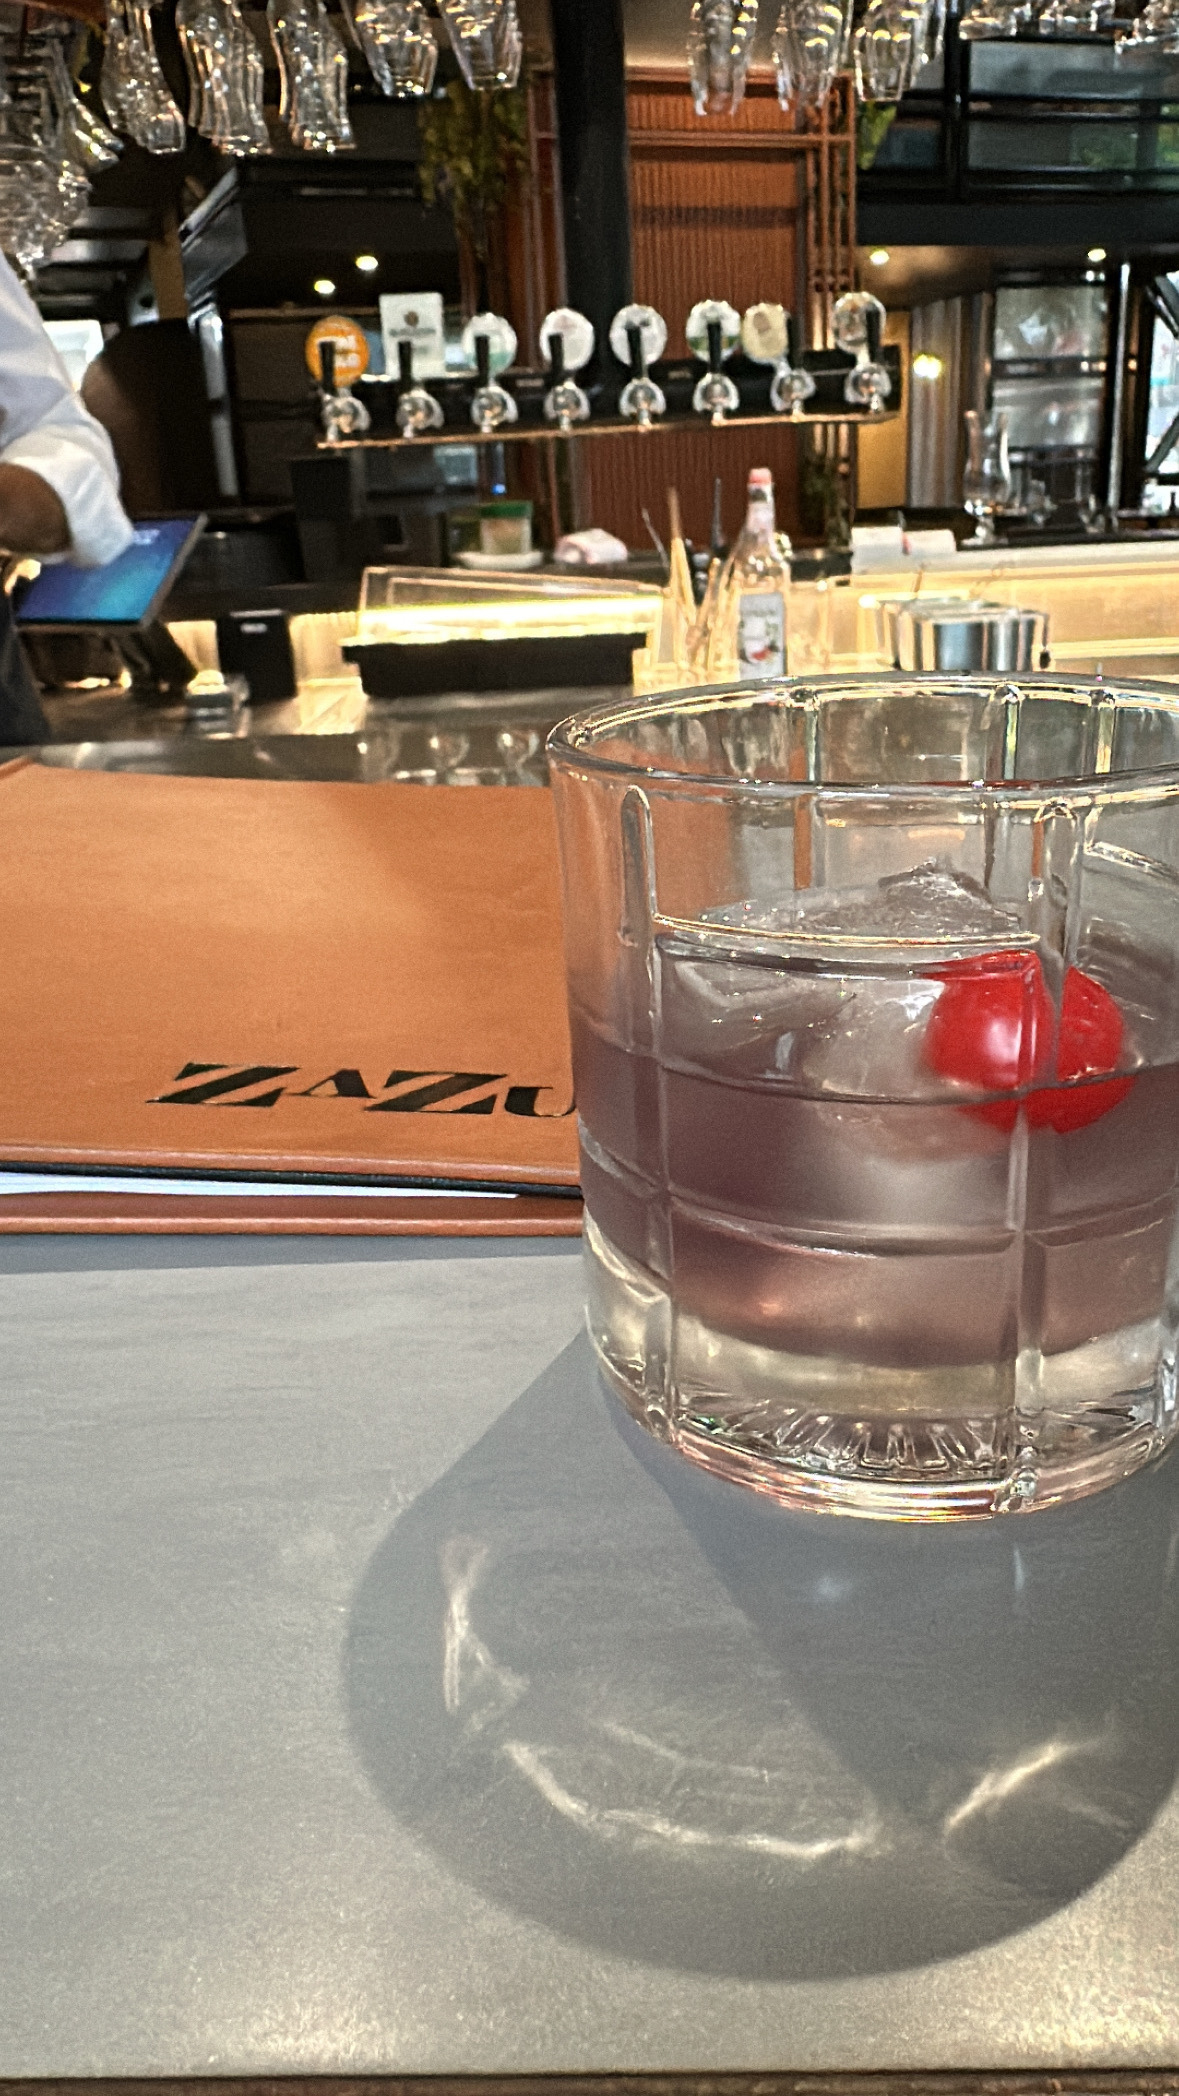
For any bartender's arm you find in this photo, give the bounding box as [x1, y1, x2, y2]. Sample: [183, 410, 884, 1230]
[0, 250, 133, 567]
[0, 461, 70, 557]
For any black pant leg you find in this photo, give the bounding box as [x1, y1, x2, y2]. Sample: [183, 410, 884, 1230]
[0, 592, 50, 744]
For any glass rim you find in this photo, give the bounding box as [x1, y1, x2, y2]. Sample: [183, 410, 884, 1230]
[546, 671, 1179, 802]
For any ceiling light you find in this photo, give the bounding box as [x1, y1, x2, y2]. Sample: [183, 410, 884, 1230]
[1088, 246, 1107, 263]
[313, 278, 336, 297]
[869, 248, 890, 266]
[355, 254, 379, 273]
[912, 352, 944, 380]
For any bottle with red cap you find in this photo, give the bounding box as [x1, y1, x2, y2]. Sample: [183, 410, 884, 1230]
[708, 466, 792, 681]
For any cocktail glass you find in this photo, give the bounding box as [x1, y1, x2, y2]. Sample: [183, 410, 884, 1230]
[549, 674, 1179, 1518]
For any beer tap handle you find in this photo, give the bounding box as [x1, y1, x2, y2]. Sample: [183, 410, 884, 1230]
[770, 312, 817, 418]
[707, 319, 724, 373]
[475, 333, 491, 387]
[616, 308, 666, 425]
[318, 335, 371, 440]
[546, 332, 567, 383]
[397, 338, 414, 386]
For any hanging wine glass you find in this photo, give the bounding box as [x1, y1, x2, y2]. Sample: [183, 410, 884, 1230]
[0, 21, 126, 272]
[436, 0, 521, 90]
[177, 0, 269, 156]
[268, 0, 354, 152]
[772, 0, 849, 109]
[853, 0, 923, 104]
[101, 0, 186, 153]
[268, 0, 314, 149]
[959, 0, 1031, 36]
[40, 41, 120, 170]
[345, 0, 438, 96]
[689, 0, 759, 117]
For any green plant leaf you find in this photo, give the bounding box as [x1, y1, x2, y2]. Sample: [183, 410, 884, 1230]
[418, 74, 530, 261]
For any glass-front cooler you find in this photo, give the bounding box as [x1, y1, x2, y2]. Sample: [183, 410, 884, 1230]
[1134, 272, 1179, 517]
[989, 277, 1109, 530]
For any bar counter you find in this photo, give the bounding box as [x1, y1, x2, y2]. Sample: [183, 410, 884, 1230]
[25, 541, 1179, 767]
[31, 685, 582, 782]
[1, 1228, 1178, 2077]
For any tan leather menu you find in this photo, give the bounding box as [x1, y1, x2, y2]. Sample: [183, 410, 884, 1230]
[0, 763, 580, 1215]
[0, 1189, 581, 1237]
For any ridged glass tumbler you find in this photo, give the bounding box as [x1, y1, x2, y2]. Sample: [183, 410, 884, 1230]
[548, 675, 1179, 1518]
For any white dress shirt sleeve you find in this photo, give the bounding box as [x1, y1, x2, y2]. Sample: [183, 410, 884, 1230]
[0, 251, 134, 568]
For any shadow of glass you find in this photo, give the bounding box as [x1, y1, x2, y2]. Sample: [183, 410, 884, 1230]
[345, 1333, 1179, 1981]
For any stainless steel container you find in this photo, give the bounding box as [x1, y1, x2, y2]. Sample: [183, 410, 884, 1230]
[891, 598, 1049, 673]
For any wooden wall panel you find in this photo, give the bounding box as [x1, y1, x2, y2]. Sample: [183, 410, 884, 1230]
[580, 421, 805, 556]
[503, 73, 566, 359]
[573, 70, 853, 552]
[628, 79, 806, 356]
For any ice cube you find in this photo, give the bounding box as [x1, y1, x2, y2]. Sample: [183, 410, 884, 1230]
[784, 865, 1025, 1163]
[789, 974, 1008, 1171]
[787, 859, 1028, 952]
[659, 945, 852, 1075]
[659, 863, 1029, 1096]
[672, 861, 1028, 965]
[784, 987, 1011, 1230]
[788, 975, 943, 1096]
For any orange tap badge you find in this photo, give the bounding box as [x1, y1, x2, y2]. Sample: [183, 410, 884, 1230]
[305, 315, 370, 384]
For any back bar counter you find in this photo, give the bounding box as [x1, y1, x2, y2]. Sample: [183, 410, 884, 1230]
[27, 534, 1179, 762]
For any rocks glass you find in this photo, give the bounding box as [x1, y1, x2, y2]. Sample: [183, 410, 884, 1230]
[549, 675, 1179, 1518]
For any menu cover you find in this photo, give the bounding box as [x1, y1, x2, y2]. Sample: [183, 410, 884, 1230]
[0, 760, 581, 1232]
[0, 1187, 581, 1237]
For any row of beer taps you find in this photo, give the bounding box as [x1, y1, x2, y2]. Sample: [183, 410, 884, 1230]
[320, 291, 893, 443]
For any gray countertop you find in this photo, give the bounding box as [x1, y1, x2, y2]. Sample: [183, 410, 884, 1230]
[1, 1231, 1177, 2077]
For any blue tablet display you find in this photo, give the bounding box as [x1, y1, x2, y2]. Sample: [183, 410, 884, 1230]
[16, 516, 204, 628]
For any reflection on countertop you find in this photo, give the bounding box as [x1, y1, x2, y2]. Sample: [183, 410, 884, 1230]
[23, 681, 620, 785]
[40, 675, 373, 744]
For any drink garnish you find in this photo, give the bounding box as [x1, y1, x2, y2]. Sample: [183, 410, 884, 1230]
[923, 951, 1134, 1133]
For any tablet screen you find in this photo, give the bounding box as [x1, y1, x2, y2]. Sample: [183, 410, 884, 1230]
[16, 516, 205, 628]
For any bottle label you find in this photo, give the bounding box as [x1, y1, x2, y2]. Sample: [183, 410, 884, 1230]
[737, 592, 786, 677]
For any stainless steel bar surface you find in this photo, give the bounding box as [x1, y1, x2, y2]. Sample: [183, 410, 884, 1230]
[0, 1233, 1177, 2075]
[13, 686, 611, 784]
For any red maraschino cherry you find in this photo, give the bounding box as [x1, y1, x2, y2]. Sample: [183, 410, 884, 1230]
[923, 951, 1134, 1134]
